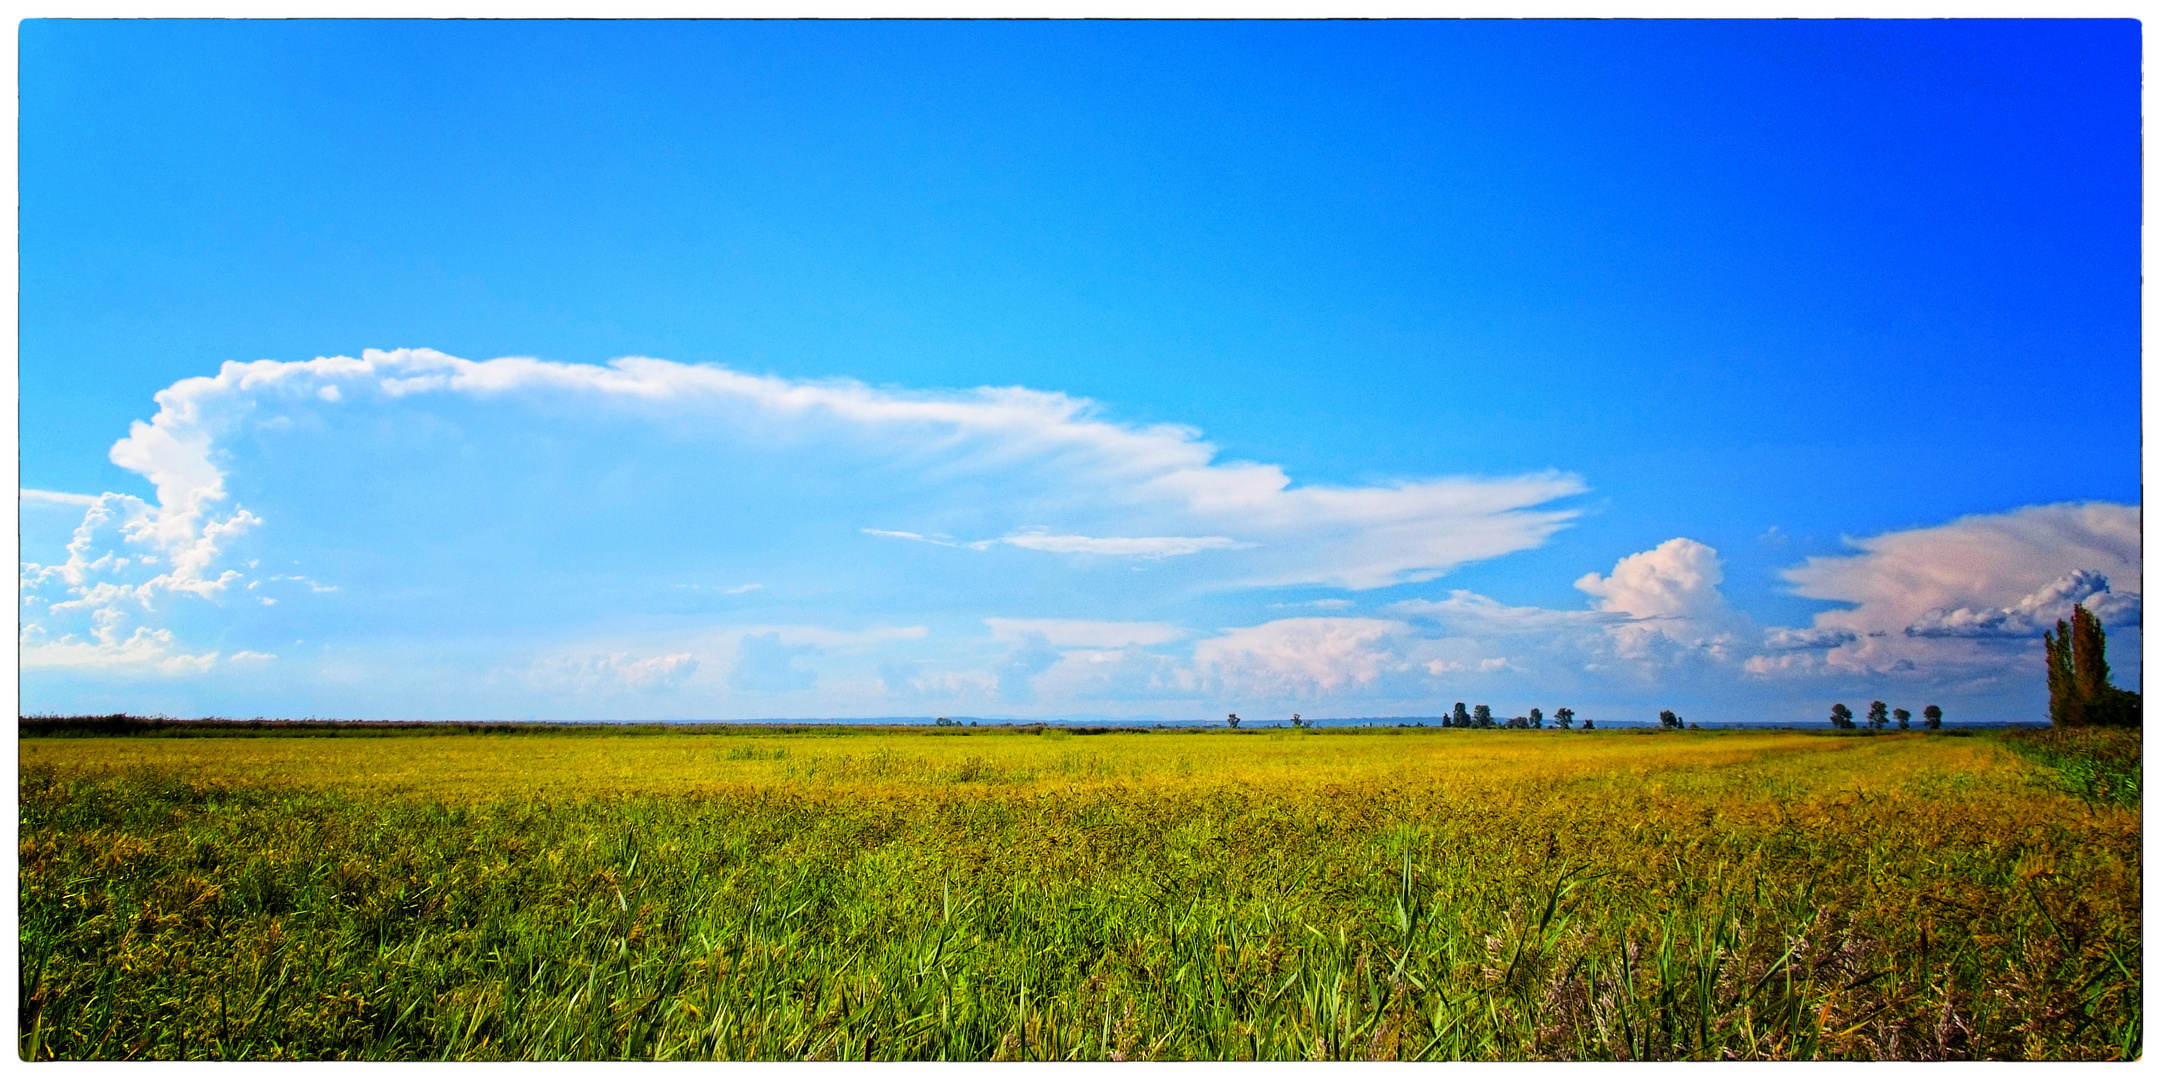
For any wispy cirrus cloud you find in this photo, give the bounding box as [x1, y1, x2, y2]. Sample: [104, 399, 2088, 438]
[21, 488, 100, 507]
[862, 527, 1244, 558]
[996, 530, 1247, 558]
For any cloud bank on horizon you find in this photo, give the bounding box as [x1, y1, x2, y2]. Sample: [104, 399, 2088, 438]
[19, 349, 2141, 724]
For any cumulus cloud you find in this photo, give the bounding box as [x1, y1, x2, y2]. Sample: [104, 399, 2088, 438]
[1192, 617, 1412, 699]
[529, 650, 700, 696]
[19, 489, 260, 675]
[1571, 538, 1746, 663]
[1575, 537, 1730, 623]
[23, 491, 255, 603]
[1385, 538, 1750, 690]
[1903, 569, 2140, 639]
[1749, 502, 2140, 680]
[18, 621, 220, 675]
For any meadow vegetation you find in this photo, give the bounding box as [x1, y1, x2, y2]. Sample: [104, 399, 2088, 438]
[18, 724, 2141, 1060]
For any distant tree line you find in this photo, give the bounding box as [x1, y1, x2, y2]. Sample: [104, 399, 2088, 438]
[1436, 702, 1592, 730]
[1828, 701, 1940, 730]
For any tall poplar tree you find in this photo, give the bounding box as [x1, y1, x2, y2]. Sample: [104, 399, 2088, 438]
[2071, 605, 2110, 706]
[2044, 603, 2140, 727]
[2045, 617, 2079, 726]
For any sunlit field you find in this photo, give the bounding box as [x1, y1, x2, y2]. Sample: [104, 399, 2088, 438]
[19, 725, 2141, 1060]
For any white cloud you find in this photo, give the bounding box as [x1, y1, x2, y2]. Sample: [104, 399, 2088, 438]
[1029, 647, 1199, 707]
[1574, 538, 1743, 663]
[18, 620, 219, 674]
[1749, 502, 2141, 680]
[619, 653, 698, 692]
[1903, 569, 2140, 639]
[1575, 537, 1729, 622]
[1392, 589, 1623, 633]
[1424, 655, 1516, 675]
[996, 530, 1247, 558]
[529, 650, 701, 696]
[1386, 539, 1747, 685]
[983, 617, 1187, 648]
[888, 666, 1000, 704]
[861, 528, 991, 550]
[21, 488, 98, 506]
[28, 347, 1584, 692]
[103, 348, 1582, 592]
[1192, 617, 1411, 699]
[19, 483, 261, 680]
[864, 527, 1243, 559]
[1762, 626, 1859, 651]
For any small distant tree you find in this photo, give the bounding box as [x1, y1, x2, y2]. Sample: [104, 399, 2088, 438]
[1867, 701, 1889, 730]
[1658, 709, 1682, 730]
[1554, 707, 1575, 730]
[1226, 713, 1242, 730]
[1923, 704, 1942, 730]
[1893, 707, 1911, 730]
[1473, 704, 1493, 729]
[1829, 703, 1854, 730]
[935, 716, 952, 727]
[1290, 713, 1308, 729]
[1529, 707, 1544, 729]
[1452, 702, 1472, 728]
[1581, 716, 1595, 730]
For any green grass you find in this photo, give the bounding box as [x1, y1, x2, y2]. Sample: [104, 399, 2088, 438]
[2001, 727, 2142, 809]
[17, 727, 2141, 1060]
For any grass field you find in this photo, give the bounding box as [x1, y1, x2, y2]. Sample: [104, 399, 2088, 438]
[17, 725, 2142, 1060]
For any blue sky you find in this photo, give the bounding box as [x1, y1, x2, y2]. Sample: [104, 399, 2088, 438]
[18, 19, 2142, 723]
